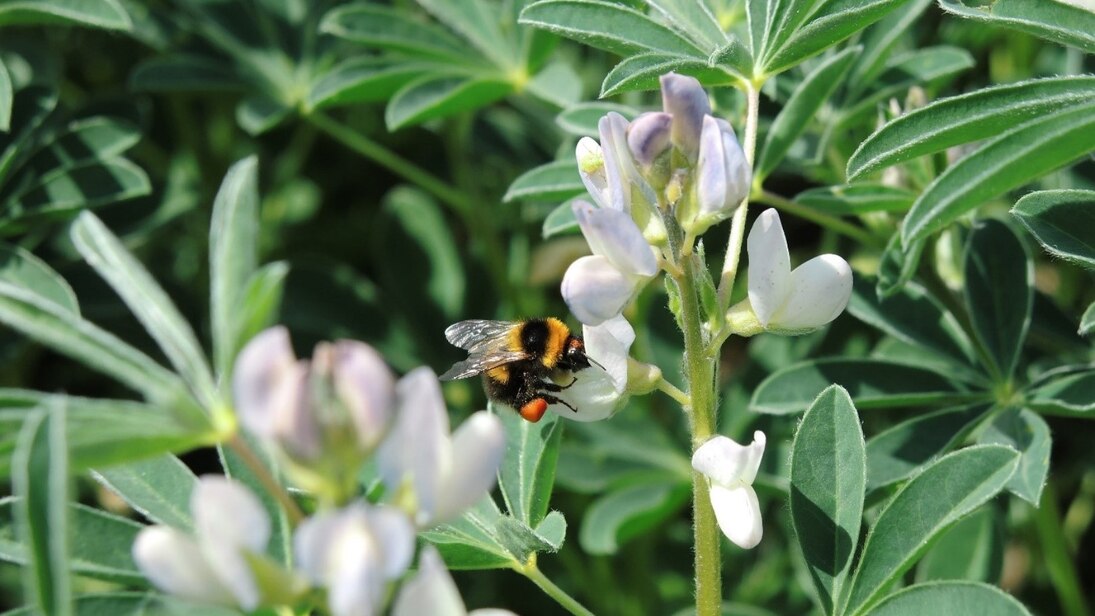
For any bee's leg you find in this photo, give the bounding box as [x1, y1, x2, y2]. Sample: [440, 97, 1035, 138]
[540, 393, 578, 414]
[539, 377, 578, 392]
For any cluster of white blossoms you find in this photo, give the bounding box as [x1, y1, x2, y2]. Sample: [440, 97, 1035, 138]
[133, 327, 516, 616]
[563, 73, 852, 550]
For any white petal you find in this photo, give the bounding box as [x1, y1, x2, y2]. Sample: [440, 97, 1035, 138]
[583, 316, 635, 393]
[367, 506, 416, 578]
[233, 326, 299, 439]
[598, 112, 633, 212]
[719, 121, 751, 212]
[433, 412, 504, 524]
[696, 116, 729, 216]
[550, 366, 625, 422]
[133, 526, 234, 605]
[691, 432, 766, 488]
[391, 546, 467, 616]
[378, 368, 450, 524]
[770, 254, 853, 330]
[572, 201, 657, 276]
[660, 72, 710, 162]
[747, 209, 791, 327]
[192, 476, 270, 552]
[709, 484, 763, 549]
[561, 255, 636, 325]
[576, 137, 610, 209]
[332, 340, 396, 451]
[326, 512, 383, 616]
[293, 509, 340, 584]
[469, 611, 520, 616]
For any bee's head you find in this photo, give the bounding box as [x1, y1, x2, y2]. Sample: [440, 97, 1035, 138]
[563, 336, 591, 370]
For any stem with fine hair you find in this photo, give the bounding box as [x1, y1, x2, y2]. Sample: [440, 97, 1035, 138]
[718, 80, 761, 308]
[518, 561, 596, 616]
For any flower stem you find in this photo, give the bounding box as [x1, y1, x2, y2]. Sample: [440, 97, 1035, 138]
[518, 561, 596, 616]
[717, 80, 760, 309]
[753, 190, 882, 248]
[657, 377, 692, 407]
[227, 435, 305, 526]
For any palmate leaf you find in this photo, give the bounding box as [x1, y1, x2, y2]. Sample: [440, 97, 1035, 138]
[497, 405, 564, 528]
[843, 445, 1019, 615]
[423, 497, 565, 569]
[128, 55, 244, 93]
[847, 76, 1095, 179]
[1, 160, 150, 234]
[864, 581, 1031, 616]
[504, 160, 584, 203]
[790, 386, 865, 616]
[0, 242, 78, 314]
[977, 408, 1050, 504]
[916, 506, 1002, 584]
[579, 480, 688, 554]
[320, 4, 477, 61]
[938, 0, 1095, 55]
[1025, 365, 1095, 416]
[1011, 189, 1095, 270]
[795, 184, 916, 216]
[386, 74, 512, 131]
[843, 0, 933, 99]
[519, 0, 704, 57]
[0, 0, 131, 30]
[92, 455, 198, 532]
[307, 59, 430, 110]
[644, 0, 727, 52]
[600, 53, 739, 97]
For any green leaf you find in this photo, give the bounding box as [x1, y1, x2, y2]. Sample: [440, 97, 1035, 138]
[519, 0, 703, 57]
[751, 358, 973, 415]
[600, 52, 739, 97]
[0, 0, 131, 30]
[865, 402, 992, 491]
[542, 199, 580, 238]
[847, 76, 1095, 179]
[843, 0, 933, 98]
[235, 96, 292, 136]
[526, 60, 583, 108]
[92, 455, 197, 532]
[0, 86, 58, 188]
[209, 157, 259, 380]
[756, 46, 860, 179]
[233, 262, 289, 356]
[12, 403, 71, 616]
[0, 498, 145, 586]
[795, 184, 915, 216]
[1, 592, 241, 616]
[977, 408, 1050, 505]
[71, 213, 218, 408]
[1011, 189, 1095, 270]
[876, 233, 924, 299]
[790, 385, 865, 615]
[415, 0, 516, 68]
[218, 436, 292, 565]
[762, 0, 913, 76]
[1, 159, 151, 232]
[377, 187, 465, 319]
[843, 445, 1019, 616]
[708, 37, 755, 80]
[319, 4, 475, 60]
[0, 282, 188, 404]
[308, 59, 428, 110]
[864, 580, 1031, 616]
[938, 0, 1095, 54]
[424, 498, 563, 569]
[839, 46, 973, 127]
[504, 160, 584, 203]
[1026, 366, 1095, 416]
[386, 74, 511, 130]
[497, 407, 564, 527]
[848, 277, 982, 382]
[26, 116, 140, 173]
[916, 507, 1002, 584]
[902, 101, 1095, 246]
[644, 0, 728, 51]
[579, 480, 688, 555]
[0, 242, 78, 314]
[963, 219, 1032, 380]
[556, 102, 638, 137]
[129, 55, 243, 93]
[1081, 301, 1095, 337]
[0, 58, 10, 132]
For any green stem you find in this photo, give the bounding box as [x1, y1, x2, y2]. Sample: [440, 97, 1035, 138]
[306, 112, 475, 219]
[518, 562, 596, 616]
[1035, 482, 1091, 616]
[676, 257, 722, 616]
[227, 435, 305, 526]
[717, 81, 760, 308]
[753, 190, 882, 248]
[657, 377, 692, 407]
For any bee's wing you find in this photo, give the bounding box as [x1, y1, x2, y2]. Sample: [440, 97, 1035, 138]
[444, 320, 516, 352]
[439, 349, 529, 381]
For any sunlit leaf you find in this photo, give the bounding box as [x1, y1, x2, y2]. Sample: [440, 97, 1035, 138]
[520, 0, 703, 57]
[386, 74, 511, 130]
[1011, 189, 1095, 270]
[938, 0, 1095, 54]
[601, 52, 738, 97]
[497, 406, 564, 527]
[320, 4, 476, 61]
[0, 0, 131, 30]
[504, 160, 584, 203]
[92, 455, 197, 532]
[795, 184, 915, 215]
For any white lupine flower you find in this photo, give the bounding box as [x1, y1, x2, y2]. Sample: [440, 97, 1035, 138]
[294, 503, 414, 616]
[233, 327, 396, 465]
[377, 367, 505, 527]
[691, 431, 766, 549]
[745, 209, 852, 332]
[660, 73, 711, 162]
[561, 201, 658, 325]
[682, 116, 751, 236]
[551, 315, 635, 422]
[392, 547, 519, 616]
[133, 476, 298, 610]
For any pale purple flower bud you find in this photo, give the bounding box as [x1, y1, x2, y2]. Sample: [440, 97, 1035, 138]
[660, 73, 711, 163]
[329, 340, 396, 451]
[681, 116, 751, 237]
[627, 112, 672, 169]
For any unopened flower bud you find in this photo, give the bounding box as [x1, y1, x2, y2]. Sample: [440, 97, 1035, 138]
[627, 112, 672, 170]
[626, 357, 662, 395]
[680, 116, 751, 237]
[660, 73, 711, 163]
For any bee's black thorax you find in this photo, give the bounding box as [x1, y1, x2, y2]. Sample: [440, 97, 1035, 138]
[519, 319, 551, 357]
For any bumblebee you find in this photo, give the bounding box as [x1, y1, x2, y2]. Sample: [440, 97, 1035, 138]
[439, 318, 593, 423]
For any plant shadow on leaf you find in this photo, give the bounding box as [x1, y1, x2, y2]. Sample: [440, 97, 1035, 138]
[790, 484, 854, 579]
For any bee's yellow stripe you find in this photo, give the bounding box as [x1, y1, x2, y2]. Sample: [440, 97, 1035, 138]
[488, 365, 509, 384]
[542, 318, 569, 369]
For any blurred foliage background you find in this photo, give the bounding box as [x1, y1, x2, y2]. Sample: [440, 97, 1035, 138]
[0, 0, 1093, 614]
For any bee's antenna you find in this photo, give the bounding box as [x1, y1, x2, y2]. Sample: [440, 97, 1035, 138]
[588, 356, 606, 371]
